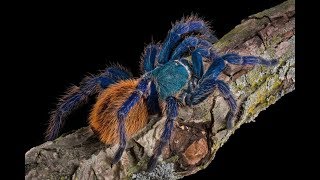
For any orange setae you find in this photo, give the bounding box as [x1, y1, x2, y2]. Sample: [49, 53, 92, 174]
[89, 79, 149, 144]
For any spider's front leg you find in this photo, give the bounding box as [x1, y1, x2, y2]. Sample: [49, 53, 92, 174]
[221, 53, 278, 66]
[169, 36, 212, 78]
[169, 36, 211, 61]
[158, 17, 212, 64]
[215, 80, 237, 128]
[183, 57, 238, 128]
[147, 96, 178, 171]
[112, 77, 151, 165]
[183, 53, 278, 128]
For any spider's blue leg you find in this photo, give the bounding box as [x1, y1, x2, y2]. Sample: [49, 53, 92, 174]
[158, 19, 211, 64]
[141, 43, 161, 114]
[184, 79, 237, 129]
[112, 78, 150, 165]
[184, 57, 226, 105]
[184, 76, 216, 106]
[170, 37, 211, 61]
[191, 48, 210, 78]
[184, 57, 238, 128]
[147, 96, 178, 171]
[221, 53, 278, 66]
[169, 36, 212, 78]
[147, 82, 161, 114]
[215, 80, 237, 128]
[103, 66, 133, 85]
[46, 66, 131, 141]
[141, 43, 160, 72]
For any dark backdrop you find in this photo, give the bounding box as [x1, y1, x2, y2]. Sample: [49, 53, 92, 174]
[19, 0, 299, 179]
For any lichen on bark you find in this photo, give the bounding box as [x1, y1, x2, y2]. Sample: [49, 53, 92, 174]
[25, 0, 295, 179]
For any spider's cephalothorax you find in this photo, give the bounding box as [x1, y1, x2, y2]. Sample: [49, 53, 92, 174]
[46, 16, 277, 171]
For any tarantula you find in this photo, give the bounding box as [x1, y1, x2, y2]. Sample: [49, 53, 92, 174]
[46, 16, 277, 171]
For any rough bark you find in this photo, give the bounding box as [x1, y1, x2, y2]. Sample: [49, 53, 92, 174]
[25, 0, 295, 179]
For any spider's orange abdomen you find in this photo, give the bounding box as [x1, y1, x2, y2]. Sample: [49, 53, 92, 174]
[89, 79, 149, 144]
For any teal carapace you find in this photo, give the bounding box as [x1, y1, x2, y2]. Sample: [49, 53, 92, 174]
[151, 61, 190, 100]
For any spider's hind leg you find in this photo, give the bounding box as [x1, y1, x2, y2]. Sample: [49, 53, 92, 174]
[46, 66, 131, 141]
[112, 78, 150, 165]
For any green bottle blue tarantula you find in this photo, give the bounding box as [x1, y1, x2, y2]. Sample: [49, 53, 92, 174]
[46, 16, 277, 171]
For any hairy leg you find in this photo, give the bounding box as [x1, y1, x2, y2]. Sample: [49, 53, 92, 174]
[147, 82, 161, 114]
[183, 78, 237, 128]
[183, 57, 225, 105]
[158, 17, 212, 64]
[112, 78, 150, 165]
[183, 53, 277, 127]
[140, 43, 161, 114]
[46, 66, 131, 141]
[141, 43, 160, 72]
[215, 80, 237, 128]
[169, 36, 211, 61]
[147, 96, 178, 171]
[168, 36, 213, 78]
[221, 53, 278, 66]
[103, 66, 132, 84]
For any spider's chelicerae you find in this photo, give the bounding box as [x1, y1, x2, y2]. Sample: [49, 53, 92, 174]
[46, 16, 277, 171]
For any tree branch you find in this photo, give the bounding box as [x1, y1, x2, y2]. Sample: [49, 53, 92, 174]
[25, 0, 295, 179]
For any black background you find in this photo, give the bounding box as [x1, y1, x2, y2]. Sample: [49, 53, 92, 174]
[17, 0, 301, 179]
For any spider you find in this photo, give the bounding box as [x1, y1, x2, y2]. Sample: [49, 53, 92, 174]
[46, 16, 277, 171]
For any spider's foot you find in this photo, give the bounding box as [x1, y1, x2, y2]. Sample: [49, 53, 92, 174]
[261, 58, 278, 66]
[146, 155, 158, 172]
[269, 59, 279, 66]
[111, 147, 125, 165]
[226, 111, 235, 129]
